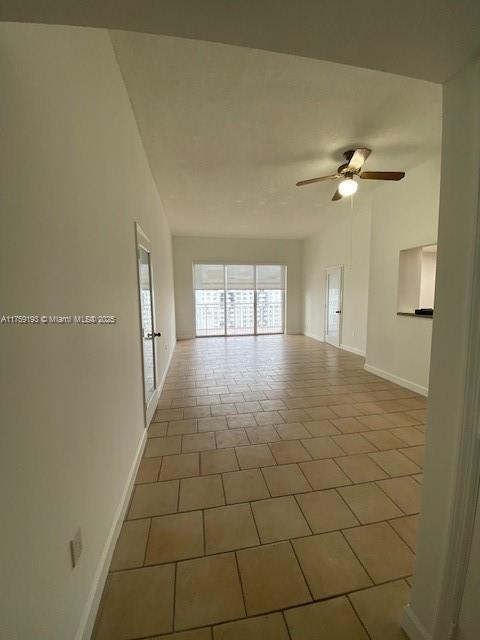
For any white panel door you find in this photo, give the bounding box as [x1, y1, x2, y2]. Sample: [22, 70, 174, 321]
[325, 266, 343, 347]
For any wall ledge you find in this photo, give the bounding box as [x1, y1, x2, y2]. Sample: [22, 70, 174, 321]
[402, 604, 432, 640]
[364, 363, 428, 397]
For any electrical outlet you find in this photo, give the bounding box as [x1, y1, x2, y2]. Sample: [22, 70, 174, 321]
[70, 528, 83, 568]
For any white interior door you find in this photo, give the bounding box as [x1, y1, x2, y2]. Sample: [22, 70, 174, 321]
[136, 223, 159, 426]
[325, 266, 343, 347]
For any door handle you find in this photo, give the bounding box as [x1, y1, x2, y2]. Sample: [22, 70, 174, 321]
[146, 332, 162, 338]
[335, 310, 341, 314]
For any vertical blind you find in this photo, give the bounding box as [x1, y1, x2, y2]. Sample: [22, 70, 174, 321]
[194, 264, 285, 290]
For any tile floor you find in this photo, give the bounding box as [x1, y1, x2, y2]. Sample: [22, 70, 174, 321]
[94, 335, 426, 639]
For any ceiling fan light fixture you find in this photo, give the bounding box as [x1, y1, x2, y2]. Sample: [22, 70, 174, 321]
[338, 177, 358, 197]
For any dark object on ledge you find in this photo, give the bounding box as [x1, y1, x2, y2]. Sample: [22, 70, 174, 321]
[415, 308, 434, 316]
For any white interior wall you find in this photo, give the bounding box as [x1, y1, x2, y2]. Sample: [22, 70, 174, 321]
[419, 249, 437, 308]
[303, 203, 372, 355]
[365, 157, 441, 394]
[172, 236, 303, 338]
[0, 23, 176, 640]
[404, 58, 480, 640]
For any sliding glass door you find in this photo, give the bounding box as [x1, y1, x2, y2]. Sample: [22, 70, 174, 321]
[226, 264, 255, 335]
[194, 264, 286, 337]
[256, 265, 285, 334]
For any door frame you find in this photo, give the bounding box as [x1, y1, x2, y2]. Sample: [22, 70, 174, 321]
[135, 222, 159, 427]
[324, 265, 344, 347]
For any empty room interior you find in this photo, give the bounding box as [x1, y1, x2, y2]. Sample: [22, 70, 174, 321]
[1, 3, 480, 640]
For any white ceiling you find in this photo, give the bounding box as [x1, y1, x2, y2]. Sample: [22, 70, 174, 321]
[112, 32, 442, 239]
[2, 0, 480, 82]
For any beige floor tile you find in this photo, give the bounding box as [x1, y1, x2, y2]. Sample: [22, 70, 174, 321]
[155, 408, 184, 422]
[384, 412, 420, 427]
[413, 473, 423, 484]
[201, 448, 238, 474]
[198, 416, 228, 432]
[270, 440, 311, 464]
[184, 406, 212, 419]
[336, 454, 388, 483]
[279, 409, 311, 422]
[331, 417, 366, 434]
[182, 432, 216, 453]
[363, 430, 407, 451]
[306, 406, 337, 420]
[205, 503, 259, 553]
[227, 413, 256, 428]
[159, 453, 200, 481]
[246, 425, 280, 444]
[167, 419, 198, 436]
[369, 450, 422, 476]
[377, 477, 422, 514]
[299, 459, 351, 490]
[356, 414, 394, 430]
[301, 436, 345, 459]
[276, 422, 312, 440]
[237, 542, 311, 615]
[402, 446, 424, 467]
[285, 596, 369, 640]
[236, 401, 262, 413]
[338, 483, 403, 523]
[389, 515, 419, 550]
[296, 490, 359, 533]
[354, 402, 386, 415]
[149, 422, 168, 437]
[293, 532, 371, 599]
[179, 475, 225, 511]
[235, 444, 276, 469]
[175, 553, 245, 629]
[254, 410, 283, 425]
[152, 629, 212, 640]
[252, 495, 311, 543]
[128, 481, 179, 519]
[261, 399, 287, 411]
[262, 463, 311, 496]
[214, 612, 289, 640]
[211, 403, 238, 416]
[110, 519, 150, 571]
[349, 580, 410, 640]
[332, 433, 378, 455]
[331, 404, 363, 418]
[136, 457, 161, 484]
[216, 429, 249, 448]
[223, 468, 270, 503]
[145, 511, 203, 564]
[145, 436, 182, 458]
[344, 522, 415, 583]
[392, 427, 425, 446]
[304, 420, 340, 437]
[96, 565, 174, 639]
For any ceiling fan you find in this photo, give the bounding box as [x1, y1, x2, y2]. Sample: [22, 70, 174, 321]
[296, 148, 405, 201]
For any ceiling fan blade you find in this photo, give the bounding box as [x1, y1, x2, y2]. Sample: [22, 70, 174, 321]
[332, 188, 342, 201]
[296, 174, 339, 187]
[360, 171, 405, 181]
[347, 148, 372, 171]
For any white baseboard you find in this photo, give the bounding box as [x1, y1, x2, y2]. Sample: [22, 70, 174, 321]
[364, 363, 428, 396]
[401, 605, 432, 640]
[76, 340, 176, 640]
[340, 343, 366, 357]
[304, 332, 324, 342]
